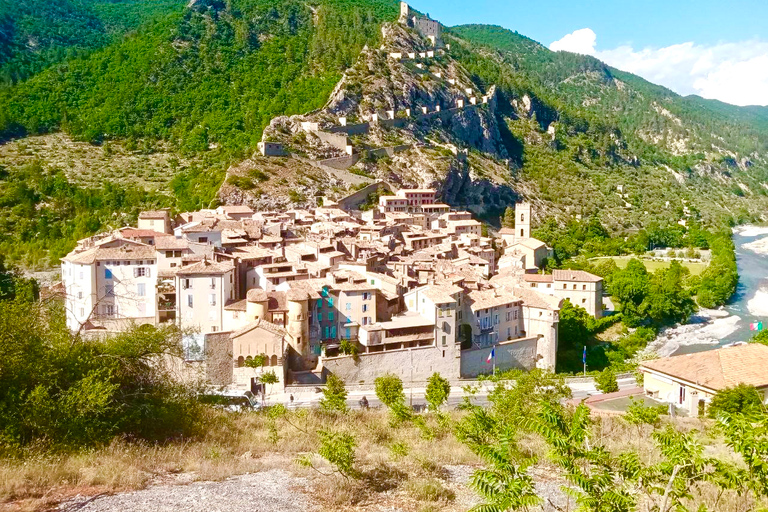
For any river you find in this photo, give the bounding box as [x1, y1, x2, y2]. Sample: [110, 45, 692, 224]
[644, 225, 768, 357]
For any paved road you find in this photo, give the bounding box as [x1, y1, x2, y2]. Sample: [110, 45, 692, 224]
[261, 376, 637, 410]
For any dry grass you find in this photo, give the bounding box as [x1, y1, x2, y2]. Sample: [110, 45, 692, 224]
[1, 408, 765, 512]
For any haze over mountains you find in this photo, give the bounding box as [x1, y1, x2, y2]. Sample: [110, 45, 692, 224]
[1, 0, 768, 266]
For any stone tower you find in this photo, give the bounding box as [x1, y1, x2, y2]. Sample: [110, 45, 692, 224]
[400, 1, 410, 20]
[516, 202, 531, 241]
[286, 290, 309, 358]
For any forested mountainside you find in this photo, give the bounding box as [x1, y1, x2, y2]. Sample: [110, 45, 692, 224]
[1, 0, 768, 267]
[0, 0, 187, 84]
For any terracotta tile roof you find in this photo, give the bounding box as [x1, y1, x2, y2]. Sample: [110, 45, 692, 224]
[553, 269, 602, 283]
[95, 245, 157, 261]
[119, 228, 167, 238]
[468, 288, 521, 311]
[523, 273, 554, 283]
[231, 319, 287, 339]
[422, 283, 462, 304]
[139, 210, 169, 219]
[512, 286, 562, 311]
[219, 205, 254, 214]
[511, 238, 547, 250]
[224, 299, 247, 311]
[175, 259, 234, 275]
[155, 236, 190, 250]
[247, 289, 269, 302]
[640, 344, 768, 391]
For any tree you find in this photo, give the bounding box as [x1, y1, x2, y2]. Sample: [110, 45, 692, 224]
[502, 206, 515, 228]
[375, 373, 405, 408]
[641, 261, 695, 325]
[751, 329, 768, 345]
[610, 258, 649, 326]
[595, 368, 619, 393]
[319, 374, 348, 413]
[425, 372, 451, 411]
[260, 370, 279, 402]
[708, 384, 763, 417]
[244, 354, 267, 368]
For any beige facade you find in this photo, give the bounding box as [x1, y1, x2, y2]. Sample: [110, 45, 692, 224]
[176, 260, 236, 334]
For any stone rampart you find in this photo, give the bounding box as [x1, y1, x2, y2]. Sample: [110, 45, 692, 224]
[459, 336, 538, 378]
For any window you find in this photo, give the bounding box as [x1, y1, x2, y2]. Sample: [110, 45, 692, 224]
[324, 326, 329, 339]
[370, 279, 375, 285]
[209, 294, 216, 306]
[317, 312, 322, 322]
[79, 271, 84, 280]
[106, 285, 114, 297]
[137, 283, 146, 297]
[105, 268, 112, 279]
[582, 298, 587, 303]
[327, 297, 334, 307]
[573, 284, 577, 290]
[345, 302, 351, 311]
[134, 267, 149, 278]
[211, 326, 218, 332]
[507, 328, 511, 338]
[183, 278, 191, 289]
[187, 295, 193, 307]
[506, 312, 510, 322]
[166, 251, 174, 258]
[80, 307, 85, 317]
[513, 310, 518, 320]
[210, 278, 216, 289]
[199, 237, 208, 243]
[77, 291, 83, 300]
[328, 311, 334, 321]
[442, 335, 447, 346]
[104, 305, 114, 316]
[363, 292, 370, 300]
[330, 326, 336, 338]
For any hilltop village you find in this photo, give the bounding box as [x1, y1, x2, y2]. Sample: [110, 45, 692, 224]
[60, 3, 605, 393]
[61, 185, 604, 391]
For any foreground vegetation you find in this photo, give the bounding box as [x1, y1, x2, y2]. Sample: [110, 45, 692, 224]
[0, 272, 766, 511]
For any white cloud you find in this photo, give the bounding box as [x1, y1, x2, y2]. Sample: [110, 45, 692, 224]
[549, 28, 597, 56]
[549, 29, 768, 106]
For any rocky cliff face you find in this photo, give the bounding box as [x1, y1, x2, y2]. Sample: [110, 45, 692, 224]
[223, 20, 522, 216]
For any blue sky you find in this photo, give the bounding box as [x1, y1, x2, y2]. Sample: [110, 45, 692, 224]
[411, 0, 768, 105]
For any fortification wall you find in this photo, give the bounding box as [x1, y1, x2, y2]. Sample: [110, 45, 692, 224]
[368, 144, 411, 158]
[337, 181, 394, 211]
[459, 337, 538, 378]
[317, 154, 361, 170]
[315, 130, 351, 152]
[327, 123, 371, 136]
[322, 345, 460, 384]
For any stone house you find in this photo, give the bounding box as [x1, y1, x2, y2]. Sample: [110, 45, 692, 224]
[640, 344, 768, 415]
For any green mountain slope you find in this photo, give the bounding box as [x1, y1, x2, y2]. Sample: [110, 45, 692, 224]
[1, 2, 768, 267]
[0, 0, 187, 84]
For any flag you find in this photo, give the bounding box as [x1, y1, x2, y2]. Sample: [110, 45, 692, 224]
[486, 348, 495, 364]
[751, 322, 763, 331]
[583, 346, 587, 365]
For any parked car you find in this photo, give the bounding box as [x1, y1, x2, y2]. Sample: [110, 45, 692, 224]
[199, 390, 261, 412]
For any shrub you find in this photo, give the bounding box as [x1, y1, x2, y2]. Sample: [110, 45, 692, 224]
[425, 372, 451, 411]
[375, 374, 405, 408]
[708, 384, 763, 417]
[339, 338, 359, 356]
[624, 397, 664, 426]
[595, 368, 619, 393]
[320, 374, 348, 413]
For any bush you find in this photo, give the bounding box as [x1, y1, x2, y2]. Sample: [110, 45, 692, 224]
[375, 374, 405, 408]
[624, 397, 664, 426]
[339, 338, 359, 356]
[595, 368, 619, 393]
[0, 300, 202, 449]
[320, 374, 348, 413]
[708, 384, 763, 417]
[425, 372, 451, 411]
